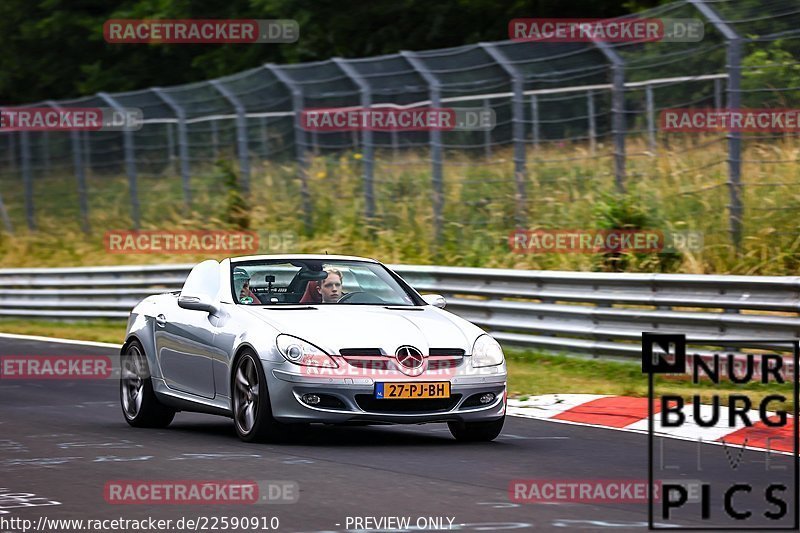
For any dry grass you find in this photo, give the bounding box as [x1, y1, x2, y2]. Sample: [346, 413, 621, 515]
[0, 136, 798, 273]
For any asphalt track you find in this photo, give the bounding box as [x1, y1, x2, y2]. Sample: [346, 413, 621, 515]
[0, 337, 797, 532]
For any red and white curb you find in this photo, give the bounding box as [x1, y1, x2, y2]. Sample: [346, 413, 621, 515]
[508, 394, 796, 455]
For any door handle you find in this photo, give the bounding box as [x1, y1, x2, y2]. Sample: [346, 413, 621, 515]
[155, 314, 167, 327]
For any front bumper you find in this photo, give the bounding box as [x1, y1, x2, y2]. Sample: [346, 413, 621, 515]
[264, 362, 507, 424]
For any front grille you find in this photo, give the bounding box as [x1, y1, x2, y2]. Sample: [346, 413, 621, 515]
[429, 348, 465, 356]
[355, 394, 462, 413]
[343, 357, 391, 370]
[339, 348, 382, 356]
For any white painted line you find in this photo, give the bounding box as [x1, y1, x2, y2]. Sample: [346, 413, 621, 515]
[0, 332, 122, 349]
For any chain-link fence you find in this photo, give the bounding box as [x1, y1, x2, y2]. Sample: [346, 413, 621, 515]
[0, 0, 798, 268]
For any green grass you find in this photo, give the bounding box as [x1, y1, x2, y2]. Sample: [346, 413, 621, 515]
[0, 319, 125, 344]
[0, 319, 790, 408]
[1, 137, 799, 273]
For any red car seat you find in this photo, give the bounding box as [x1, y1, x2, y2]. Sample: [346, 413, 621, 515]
[298, 280, 322, 303]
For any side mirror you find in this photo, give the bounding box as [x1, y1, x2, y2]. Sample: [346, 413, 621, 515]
[421, 293, 446, 309]
[178, 294, 219, 315]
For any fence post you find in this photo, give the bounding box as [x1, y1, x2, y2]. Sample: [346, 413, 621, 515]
[530, 95, 540, 148]
[47, 100, 90, 233]
[97, 92, 140, 229]
[0, 134, 13, 233]
[41, 131, 50, 176]
[714, 77, 723, 109]
[480, 43, 527, 227]
[265, 64, 313, 235]
[690, 0, 743, 250]
[210, 80, 251, 195]
[152, 88, 192, 211]
[401, 51, 444, 244]
[260, 116, 269, 159]
[20, 130, 35, 230]
[391, 130, 399, 161]
[166, 123, 176, 168]
[592, 41, 626, 193]
[482, 99, 492, 160]
[211, 120, 219, 159]
[333, 57, 375, 226]
[645, 84, 656, 154]
[587, 90, 596, 155]
[82, 131, 91, 175]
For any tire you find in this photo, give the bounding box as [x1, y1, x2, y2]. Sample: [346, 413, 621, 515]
[231, 350, 285, 443]
[448, 415, 505, 442]
[120, 340, 175, 428]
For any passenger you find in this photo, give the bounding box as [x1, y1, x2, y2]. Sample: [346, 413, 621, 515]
[317, 267, 344, 303]
[233, 267, 262, 304]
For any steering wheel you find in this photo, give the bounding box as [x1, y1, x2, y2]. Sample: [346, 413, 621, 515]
[336, 291, 386, 304]
[336, 291, 365, 303]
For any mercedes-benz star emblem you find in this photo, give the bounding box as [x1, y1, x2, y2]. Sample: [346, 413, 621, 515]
[395, 346, 424, 370]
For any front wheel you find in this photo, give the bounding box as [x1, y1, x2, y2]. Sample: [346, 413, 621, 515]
[448, 415, 505, 442]
[232, 351, 285, 442]
[120, 340, 175, 428]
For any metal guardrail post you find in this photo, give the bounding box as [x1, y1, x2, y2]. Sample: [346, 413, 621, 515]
[19, 129, 35, 230]
[645, 84, 656, 154]
[46, 100, 90, 233]
[333, 57, 375, 225]
[209, 80, 251, 195]
[265, 64, 313, 235]
[587, 90, 596, 156]
[480, 43, 528, 227]
[592, 42, 626, 193]
[402, 51, 444, 244]
[97, 92, 140, 229]
[690, 0, 743, 251]
[152, 88, 192, 210]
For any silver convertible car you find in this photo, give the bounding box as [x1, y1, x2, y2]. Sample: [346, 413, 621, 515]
[120, 255, 507, 442]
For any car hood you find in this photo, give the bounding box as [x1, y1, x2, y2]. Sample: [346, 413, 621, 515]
[241, 305, 484, 355]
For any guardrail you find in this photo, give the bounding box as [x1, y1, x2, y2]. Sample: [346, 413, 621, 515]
[2, 264, 800, 359]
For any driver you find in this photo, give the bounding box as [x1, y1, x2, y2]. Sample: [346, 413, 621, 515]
[317, 267, 344, 303]
[233, 267, 262, 304]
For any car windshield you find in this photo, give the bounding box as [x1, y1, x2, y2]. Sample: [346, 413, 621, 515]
[230, 259, 420, 306]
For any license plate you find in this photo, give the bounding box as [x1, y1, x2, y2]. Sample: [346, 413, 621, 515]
[375, 382, 450, 399]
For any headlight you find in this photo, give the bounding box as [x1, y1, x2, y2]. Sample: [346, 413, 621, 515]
[276, 335, 338, 368]
[471, 335, 504, 367]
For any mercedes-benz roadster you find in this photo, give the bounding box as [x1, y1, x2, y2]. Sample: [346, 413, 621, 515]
[120, 255, 507, 442]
